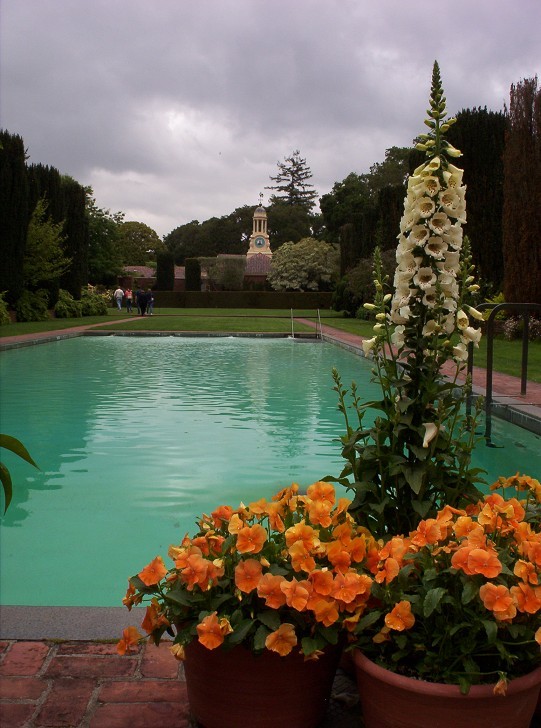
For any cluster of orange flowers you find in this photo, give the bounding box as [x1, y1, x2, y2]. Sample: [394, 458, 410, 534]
[366, 474, 541, 650]
[119, 482, 379, 658]
[118, 474, 541, 678]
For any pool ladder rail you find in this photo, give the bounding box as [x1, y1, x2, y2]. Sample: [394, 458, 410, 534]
[290, 309, 323, 341]
[466, 302, 541, 445]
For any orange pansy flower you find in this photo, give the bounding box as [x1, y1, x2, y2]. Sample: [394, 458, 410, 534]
[234, 558, 263, 593]
[264, 501, 285, 532]
[347, 536, 367, 563]
[211, 504, 233, 528]
[332, 522, 353, 546]
[514, 559, 539, 585]
[141, 599, 170, 634]
[385, 601, 415, 631]
[466, 547, 502, 579]
[312, 598, 340, 627]
[410, 518, 441, 547]
[307, 499, 333, 528]
[479, 583, 517, 621]
[138, 556, 168, 586]
[288, 540, 316, 573]
[306, 481, 336, 506]
[326, 540, 352, 572]
[181, 553, 210, 590]
[236, 523, 267, 554]
[257, 573, 287, 608]
[122, 583, 142, 611]
[535, 627, 541, 646]
[451, 545, 474, 574]
[375, 556, 400, 585]
[331, 571, 370, 604]
[174, 544, 203, 569]
[196, 612, 229, 650]
[309, 569, 334, 596]
[280, 579, 311, 611]
[510, 582, 541, 614]
[117, 626, 141, 655]
[265, 623, 297, 656]
[285, 521, 320, 552]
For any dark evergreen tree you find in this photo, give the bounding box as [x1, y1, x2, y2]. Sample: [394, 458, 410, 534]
[447, 108, 507, 290]
[503, 77, 541, 303]
[28, 164, 65, 225]
[0, 130, 30, 305]
[156, 250, 175, 290]
[265, 150, 318, 210]
[59, 177, 89, 298]
[184, 258, 201, 291]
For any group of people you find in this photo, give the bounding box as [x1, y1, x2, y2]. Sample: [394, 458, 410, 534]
[113, 287, 154, 316]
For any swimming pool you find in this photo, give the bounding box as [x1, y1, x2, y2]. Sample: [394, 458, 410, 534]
[1, 336, 540, 607]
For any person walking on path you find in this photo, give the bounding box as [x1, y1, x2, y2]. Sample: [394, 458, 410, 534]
[137, 288, 149, 316]
[125, 288, 133, 313]
[147, 289, 154, 315]
[113, 287, 124, 311]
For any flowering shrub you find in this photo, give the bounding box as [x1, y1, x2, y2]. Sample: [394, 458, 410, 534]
[118, 482, 377, 660]
[503, 316, 541, 342]
[328, 62, 485, 538]
[351, 474, 541, 693]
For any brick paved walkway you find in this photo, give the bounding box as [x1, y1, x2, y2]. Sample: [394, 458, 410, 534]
[0, 640, 362, 728]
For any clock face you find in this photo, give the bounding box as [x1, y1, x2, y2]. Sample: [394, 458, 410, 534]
[255, 236, 266, 247]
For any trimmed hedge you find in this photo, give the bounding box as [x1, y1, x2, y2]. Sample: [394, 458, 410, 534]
[151, 291, 333, 309]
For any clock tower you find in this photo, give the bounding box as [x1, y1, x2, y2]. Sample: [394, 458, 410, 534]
[247, 194, 272, 257]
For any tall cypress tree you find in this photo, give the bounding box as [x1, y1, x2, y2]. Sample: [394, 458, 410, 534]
[59, 177, 89, 298]
[503, 77, 541, 303]
[0, 130, 30, 305]
[447, 108, 507, 290]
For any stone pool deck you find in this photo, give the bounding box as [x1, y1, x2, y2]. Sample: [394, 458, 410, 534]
[1, 317, 540, 727]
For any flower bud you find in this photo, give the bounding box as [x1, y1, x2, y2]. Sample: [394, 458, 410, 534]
[363, 302, 376, 310]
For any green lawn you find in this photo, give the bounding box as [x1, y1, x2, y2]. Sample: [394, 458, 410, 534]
[1, 309, 539, 382]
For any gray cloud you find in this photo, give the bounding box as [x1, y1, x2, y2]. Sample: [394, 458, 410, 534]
[1, 0, 540, 237]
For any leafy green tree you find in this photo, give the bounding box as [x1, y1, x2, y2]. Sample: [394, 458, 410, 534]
[0, 130, 30, 305]
[86, 190, 124, 285]
[265, 150, 318, 210]
[266, 200, 314, 247]
[117, 221, 165, 265]
[23, 198, 71, 288]
[267, 237, 339, 291]
[503, 76, 541, 303]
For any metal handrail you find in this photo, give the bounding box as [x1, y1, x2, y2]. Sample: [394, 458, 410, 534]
[467, 302, 541, 443]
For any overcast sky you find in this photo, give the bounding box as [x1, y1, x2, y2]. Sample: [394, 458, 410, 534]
[1, 1, 540, 240]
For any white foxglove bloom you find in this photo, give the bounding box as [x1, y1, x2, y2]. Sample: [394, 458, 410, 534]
[397, 251, 419, 274]
[400, 209, 421, 233]
[443, 224, 463, 249]
[422, 287, 438, 307]
[425, 236, 447, 259]
[416, 197, 436, 218]
[424, 157, 441, 173]
[362, 337, 377, 357]
[413, 267, 437, 289]
[467, 305, 484, 321]
[391, 325, 405, 348]
[423, 176, 441, 197]
[452, 342, 468, 361]
[422, 319, 439, 336]
[422, 422, 439, 448]
[443, 164, 464, 186]
[428, 212, 451, 235]
[461, 326, 482, 346]
[456, 309, 469, 330]
[410, 224, 430, 246]
[442, 250, 461, 272]
[443, 312, 456, 334]
[442, 297, 457, 313]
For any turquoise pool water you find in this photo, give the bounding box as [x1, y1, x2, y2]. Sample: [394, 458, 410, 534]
[1, 336, 540, 607]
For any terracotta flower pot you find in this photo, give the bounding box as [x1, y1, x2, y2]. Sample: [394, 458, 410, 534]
[184, 641, 341, 728]
[353, 650, 541, 728]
